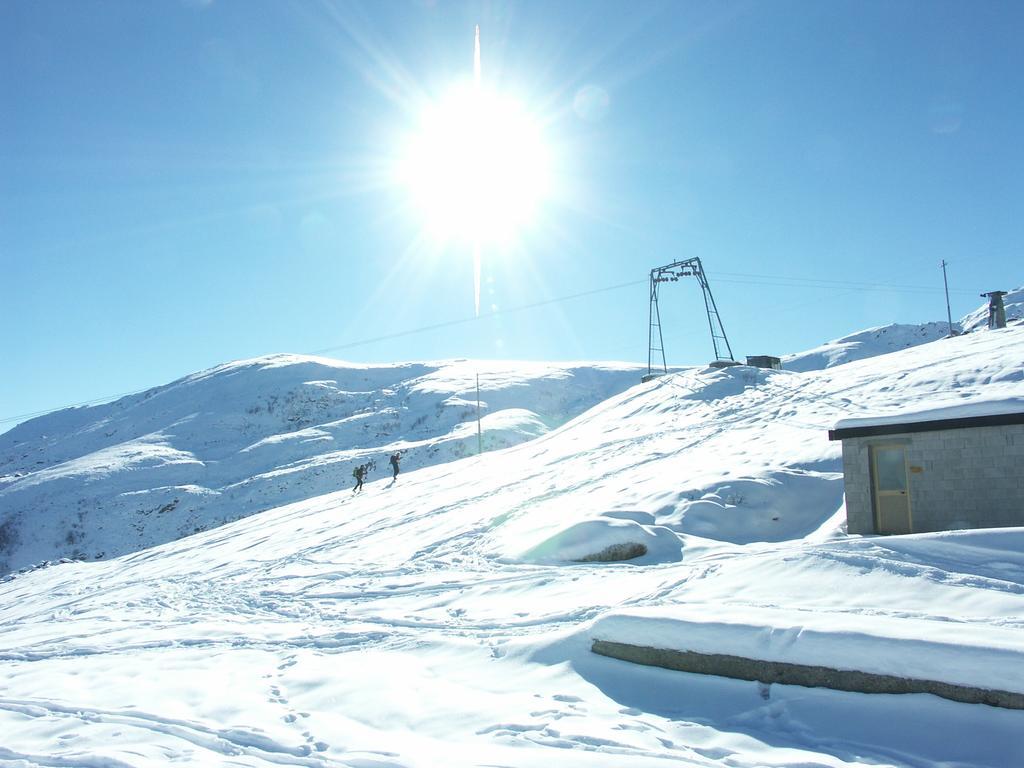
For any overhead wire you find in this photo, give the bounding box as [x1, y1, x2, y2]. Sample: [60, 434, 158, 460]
[708, 271, 982, 295]
[309, 278, 648, 355]
[0, 269, 1002, 428]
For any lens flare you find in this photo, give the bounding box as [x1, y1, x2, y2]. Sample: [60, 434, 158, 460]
[397, 25, 551, 315]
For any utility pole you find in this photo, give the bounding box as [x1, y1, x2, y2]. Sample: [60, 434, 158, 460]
[476, 373, 483, 455]
[941, 260, 955, 337]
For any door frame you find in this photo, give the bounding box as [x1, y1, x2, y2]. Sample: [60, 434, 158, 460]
[869, 442, 913, 534]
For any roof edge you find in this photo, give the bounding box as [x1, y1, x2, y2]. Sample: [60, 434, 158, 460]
[828, 411, 1024, 441]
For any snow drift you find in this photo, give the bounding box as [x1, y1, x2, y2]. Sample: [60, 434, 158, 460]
[0, 357, 646, 573]
[1, 299, 1023, 766]
[781, 321, 952, 372]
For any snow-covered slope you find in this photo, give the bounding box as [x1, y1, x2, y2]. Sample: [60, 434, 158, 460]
[1, 324, 1022, 766]
[781, 288, 1024, 372]
[960, 285, 1024, 333]
[0, 356, 648, 573]
[781, 321, 953, 372]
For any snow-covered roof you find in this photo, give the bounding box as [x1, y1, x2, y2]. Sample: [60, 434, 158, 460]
[829, 396, 1024, 439]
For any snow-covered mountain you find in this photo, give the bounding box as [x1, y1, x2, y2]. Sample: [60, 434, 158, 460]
[960, 285, 1024, 333]
[1, 320, 1022, 766]
[782, 285, 1024, 372]
[0, 357, 649, 573]
[781, 321, 953, 372]
[4, 289, 1023, 575]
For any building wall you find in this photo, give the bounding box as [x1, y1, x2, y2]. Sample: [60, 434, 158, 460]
[842, 424, 1024, 534]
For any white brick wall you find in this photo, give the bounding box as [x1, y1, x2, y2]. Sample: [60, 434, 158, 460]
[842, 424, 1024, 534]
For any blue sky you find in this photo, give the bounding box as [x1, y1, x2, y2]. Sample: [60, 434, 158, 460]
[3, 0, 1022, 428]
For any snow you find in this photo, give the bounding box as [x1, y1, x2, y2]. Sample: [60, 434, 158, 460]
[657, 470, 845, 544]
[781, 287, 1024, 374]
[960, 286, 1024, 333]
[518, 517, 683, 564]
[0, 356, 647, 572]
[781, 321, 953, 372]
[1, 299, 1024, 766]
[593, 580, 1024, 694]
[833, 394, 1024, 431]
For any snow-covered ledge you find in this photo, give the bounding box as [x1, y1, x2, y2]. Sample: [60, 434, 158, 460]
[830, 395, 1024, 435]
[590, 606, 1024, 710]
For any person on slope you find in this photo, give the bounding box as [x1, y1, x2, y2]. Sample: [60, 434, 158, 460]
[352, 463, 366, 493]
[389, 451, 401, 481]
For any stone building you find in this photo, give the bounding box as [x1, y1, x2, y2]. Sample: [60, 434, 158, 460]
[828, 404, 1024, 535]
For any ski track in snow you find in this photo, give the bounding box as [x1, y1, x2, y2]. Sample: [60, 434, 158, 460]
[2, 322, 1024, 766]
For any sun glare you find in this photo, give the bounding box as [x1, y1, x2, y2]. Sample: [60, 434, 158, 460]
[399, 83, 550, 244]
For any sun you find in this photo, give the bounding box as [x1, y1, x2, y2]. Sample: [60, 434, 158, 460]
[398, 82, 551, 245]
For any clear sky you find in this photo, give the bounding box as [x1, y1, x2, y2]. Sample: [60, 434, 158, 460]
[3, 0, 1022, 429]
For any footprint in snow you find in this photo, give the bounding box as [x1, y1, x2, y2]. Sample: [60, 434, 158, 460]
[301, 731, 329, 750]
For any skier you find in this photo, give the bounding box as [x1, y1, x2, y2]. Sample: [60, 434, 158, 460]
[389, 451, 401, 481]
[352, 463, 366, 493]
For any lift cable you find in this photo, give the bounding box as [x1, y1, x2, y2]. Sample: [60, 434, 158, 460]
[1, 270, 994, 428]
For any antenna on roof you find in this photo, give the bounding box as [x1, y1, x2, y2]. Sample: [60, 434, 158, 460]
[645, 257, 736, 381]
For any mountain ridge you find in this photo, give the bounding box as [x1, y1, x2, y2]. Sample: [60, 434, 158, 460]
[0, 357, 649, 572]
[3, 289, 1022, 575]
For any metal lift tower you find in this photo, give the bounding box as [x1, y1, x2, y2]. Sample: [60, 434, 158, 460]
[646, 257, 735, 380]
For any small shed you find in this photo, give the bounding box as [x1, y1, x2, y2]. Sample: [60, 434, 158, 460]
[746, 355, 782, 370]
[828, 402, 1024, 535]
